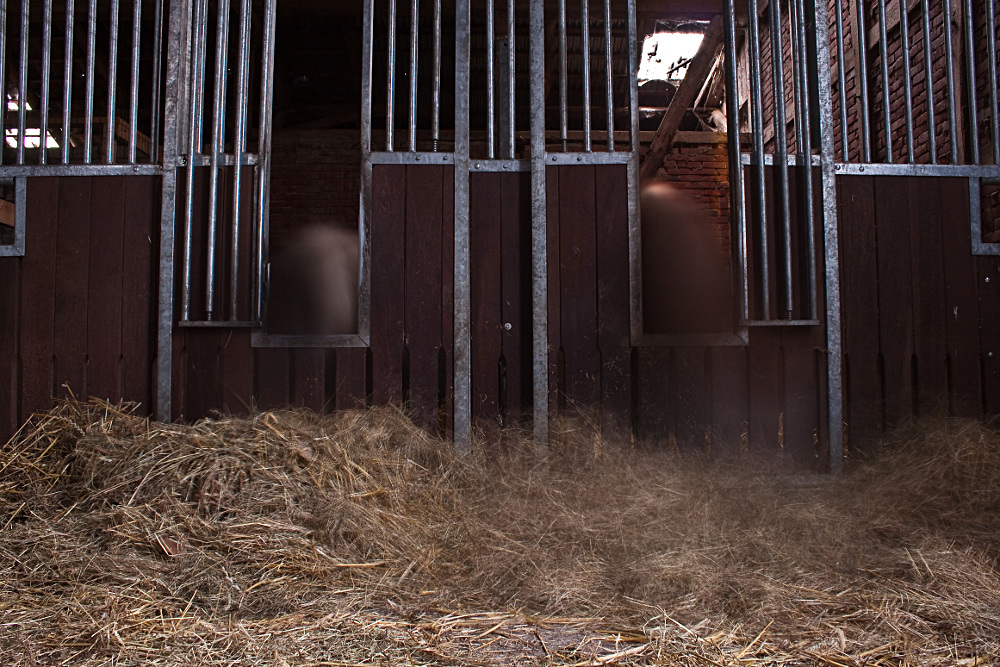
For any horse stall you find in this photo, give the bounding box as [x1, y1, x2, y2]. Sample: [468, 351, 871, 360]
[0, 0, 998, 473]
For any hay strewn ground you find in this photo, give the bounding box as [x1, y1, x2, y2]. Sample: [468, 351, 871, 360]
[2, 399, 999, 666]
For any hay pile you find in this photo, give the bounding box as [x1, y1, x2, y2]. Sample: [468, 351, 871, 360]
[2, 400, 999, 666]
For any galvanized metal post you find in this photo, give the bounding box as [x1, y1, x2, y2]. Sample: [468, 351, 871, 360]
[529, 0, 547, 451]
[454, 0, 472, 452]
[723, 0, 749, 322]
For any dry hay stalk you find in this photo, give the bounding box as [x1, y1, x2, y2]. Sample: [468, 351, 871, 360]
[2, 399, 999, 665]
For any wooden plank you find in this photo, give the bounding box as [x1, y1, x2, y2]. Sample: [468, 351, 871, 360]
[940, 177, 982, 417]
[635, 347, 673, 447]
[0, 253, 20, 441]
[181, 329, 221, 421]
[292, 348, 326, 412]
[440, 167, 455, 435]
[121, 177, 158, 410]
[499, 171, 530, 425]
[781, 327, 821, 466]
[558, 166, 599, 411]
[254, 348, 291, 411]
[747, 328, 783, 455]
[673, 347, 710, 449]
[594, 165, 631, 437]
[19, 178, 59, 419]
[469, 172, 503, 433]
[874, 177, 915, 428]
[909, 177, 949, 416]
[978, 256, 1000, 416]
[837, 175, 881, 452]
[369, 165, 407, 405]
[709, 346, 748, 456]
[546, 166, 562, 418]
[53, 178, 91, 401]
[219, 329, 254, 415]
[87, 178, 127, 402]
[334, 348, 368, 410]
[404, 166, 445, 431]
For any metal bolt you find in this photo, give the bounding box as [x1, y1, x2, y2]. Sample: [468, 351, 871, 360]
[504, 322, 512, 331]
[987, 276, 992, 283]
[475, 163, 481, 169]
[576, 156, 582, 162]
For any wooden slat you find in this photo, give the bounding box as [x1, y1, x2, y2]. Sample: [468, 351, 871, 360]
[440, 167, 455, 435]
[87, 178, 127, 402]
[121, 177, 158, 410]
[546, 167, 562, 418]
[405, 166, 445, 431]
[254, 348, 291, 411]
[673, 347, 710, 449]
[558, 166, 599, 410]
[709, 346, 748, 455]
[220, 329, 254, 415]
[19, 178, 59, 419]
[53, 178, 92, 401]
[499, 172, 529, 425]
[594, 165, 631, 437]
[469, 172, 503, 432]
[292, 348, 326, 412]
[181, 329, 221, 420]
[0, 250, 20, 441]
[747, 328, 782, 454]
[334, 348, 368, 410]
[978, 256, 1000, 416]
[635, 347, 672, 446]
[781, 327, 820, 466]
[837, 175, 881, 451]
[369, 165, 406, 405]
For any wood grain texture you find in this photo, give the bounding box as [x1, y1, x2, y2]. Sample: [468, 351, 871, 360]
[469, 172, 503, 432]
[254, 348, 291, 411]
[53, 178, 91, 401]
[499, 172, 530, 425]
[87, 178, 127, 401]
[334, 348, 368, 410]
[219, 329, 254, 414]
[546, 167, 562, 418]
[634, 347, 672, 446]
[121, 177, 158, 409]
[709, 346, 748, 455]
[292, 348, 326, 412]
[0, 253, 18, 441]
[369, 165, 407, 405]
[747, 327, 783, 454]
[673, 347, 709, 449]
[977, 256, 1000, 416]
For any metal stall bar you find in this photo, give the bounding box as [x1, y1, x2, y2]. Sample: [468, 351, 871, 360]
[150, 0, 165, 163]
[789, 0, 805, 157]
[85, 0, 97, 162]
[962, 0, 978, 163]
[61, 0, 73, 164]
[898, 0, 913, 162]
[791, 0, 816, 317]
[921, 0, 936, 162]
[156, 0, 193, 420]
[0, 0, 6, 166]
[507, 0, 514, 158]
[454, 0, 473, 452]
[254, 0, 277, 322]
[206, 0, 232, 319]
[746, 0, 770, 318]
[360, 0, 374, 336]
[107, 0, 121, 163]
[127, 0, 143, 164]
[768, 0, 793, 315]
[17, 0, 28, 165]
[943, 0, 958, 162]
[487, 0, 495, 157]
[854, 0, 871, 161]
[432, 0, 441, 150]
[181, 0, 209, 320]
[987, 0, 999, 165]
[813, 0, 844, 473]
[387, 0, 397, 150]
[230, 0, 252, 320]
[559, 0, 568, 151]
[875, 0, 891, 161]
[723, 0, 749, 321]
[40, 0, 52, 164]
[528, 0, 547, 450]
[580, 0, 591, 151]
[627, 0, 637, 155]
[602, 0, 612, 150]
[834, 0, 849, 160]
[409, 0, 419, 151]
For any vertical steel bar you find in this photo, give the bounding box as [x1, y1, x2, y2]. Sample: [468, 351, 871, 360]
[360, 0, 375, 337]
[487, 0, 495, 157]
[627, 0, 642, 335]
[85, 0, 97, 163]
[150, 0, 165, 162]
[0, 0, 7, 166]
[792, 0, 816, 317]
[723, 0, 749, 321]
[987, 0, 999, 165]
[921, 0, 936, 162]
[899, 0, 914, 162]
[788, 0, 805, 155]
[854, 0, 871, 161]
[559, 0, 568, 151]
[230, 0, 251, 321]
[61, 0, 73, 164]
[454, 0, 472, 451]
[746, 0, 770, 317]
[627, 0, 638, 154]
[17, 0, 28, 165]
[408, 0, 419, 151]
[432, 0, 441, 149]
[768, 0, 793, 315]
[507, 0, 514, 158]
[812, 0, 844, 473]
[106, 0, 120, 163]
[834, 0, 849, 160]
[387, 0, 397, 150]
[943, 0, 958, 162]
[127, 0, 142, 164]
[529, 0, 547, 451]
[602, 0, 613, 151]
[255, 0, 277, 323]
[581, 0, 591, 151]
[206, 0, 231, 319]
[962, 0, 978, 163]
[40, 0, 52, 164]
[181, 0, 209, 320]
[876, 0, 891, 161]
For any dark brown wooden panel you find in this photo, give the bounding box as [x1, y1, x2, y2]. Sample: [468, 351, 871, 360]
[558, 166, 599, 410]
[53, 178, 92, 401]
[837, 175, 881, 450]
[545, 167, 562, 417]
[181, 329, 222, 420]
[254, 348, 291, 411]
[370, 165, 406, 405]
[121, 177, 159, 409]
[469, 172, 503, 432]
[0, 255, 20, 441]
[635, 347, 672, 446]
[781, 327, 821, 466]
[709, 346, 748, 455]
[87, 178, 127, 402]
[594, 165, 631, 436]
[673, 347, 709, 448]
[747, 328, 782, 454]
[440, 168, 455, 435]
[219, 329, 254, 414]
[405, 166, 445, 431]
[977, 257, 1000, 416]
[334, 348, 368, 410]
[499, 172, 530, 425]
[292, 348, 326, 411]
[20, 178, 59, 419]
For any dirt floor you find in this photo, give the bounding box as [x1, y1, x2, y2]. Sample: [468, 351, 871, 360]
[2, 400, 999, 665]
